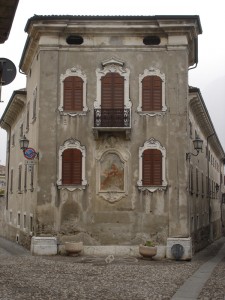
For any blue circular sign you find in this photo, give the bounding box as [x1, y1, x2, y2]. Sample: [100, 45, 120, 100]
[23, 147, 37, 160]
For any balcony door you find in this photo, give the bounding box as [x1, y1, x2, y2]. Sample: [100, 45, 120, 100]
[101, 73, 124, 127]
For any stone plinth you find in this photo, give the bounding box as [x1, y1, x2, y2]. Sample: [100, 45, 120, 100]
[31, 237, 57, 255]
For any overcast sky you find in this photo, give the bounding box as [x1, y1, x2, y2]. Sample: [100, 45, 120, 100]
[0, 0, 225, 164]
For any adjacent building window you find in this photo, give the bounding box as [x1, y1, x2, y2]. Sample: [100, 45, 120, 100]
[137, 138, 167, 192]
[17, 212, 21, 228]
[32, 87, 37, 120]
[57, 138, 87, 190]
[18, 164, 22, 193]
[137, 68, 166, 115]
[196, 168, 199, 196]
[10, 169, 13, 193]
[24, 164, 27, 192]
[11, 133, 15, 147]
[59, 67, 87, 116]
[26, 102, 30, 132]
[23, 213, 27, 229]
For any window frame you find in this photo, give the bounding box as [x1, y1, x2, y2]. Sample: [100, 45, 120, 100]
[57, 138, 87, 191]
[94, 57, 131, 110]
[58, 67, 88, 116]
[137, 138, 167, 192]
[137, 68, 166, 116]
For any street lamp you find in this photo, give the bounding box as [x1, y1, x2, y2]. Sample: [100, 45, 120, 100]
[186, 136, 203, 160]
[19, 134, 29, 151]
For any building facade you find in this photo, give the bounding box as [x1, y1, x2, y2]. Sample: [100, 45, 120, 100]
[0, 15, 224, 257]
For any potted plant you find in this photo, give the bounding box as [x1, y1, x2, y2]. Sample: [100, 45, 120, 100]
[139, 240, 157, 259]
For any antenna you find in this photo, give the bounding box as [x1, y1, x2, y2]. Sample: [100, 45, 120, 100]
[0, 58, 17, 102]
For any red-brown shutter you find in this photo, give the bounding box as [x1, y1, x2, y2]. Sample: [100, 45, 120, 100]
[142, 76, 162, 111]
[62, 149, 82, 185]
[63, 76, 83, 111]
[142, 149, 162, 186]
[101, 73, 124, 109]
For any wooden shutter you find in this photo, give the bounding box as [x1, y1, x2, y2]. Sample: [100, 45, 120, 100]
[142, 149, 162, 186]
[63, 76, 83, 111]
[62, 149, 82, 185]
[101, 73, 124, 109]
[142, 76, 162, 111]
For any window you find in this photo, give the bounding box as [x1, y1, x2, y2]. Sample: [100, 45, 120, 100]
[62, 149, 82, 185]
[64, 76, 83, 111]
[94, 57, 131, 137]
[30, 166, 34, 192]
[11, 133, 15, 146]
[137, 68, 166, 115]
[17, 212, 21, 228]
[59, 67, 87, 116]
[196, 168, 199, 196]
[189, 165, 193, 194]
[30, 215, 33, 234]
[23, 214, 27, 229]
[10, 169, 13, 193]
[24, 164, 27, 192]
[57, 139, 87, 190]
[142, 76, 162, 111]
[32, 87, 37, 120]
[26, 102, 30, 132]
[20, 123, 23, 138]
[142, 149, 162, 186]
[18, 165, 22, 193]
[137, 138, 167, 192]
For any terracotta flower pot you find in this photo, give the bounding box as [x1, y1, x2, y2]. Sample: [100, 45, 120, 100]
[65, 241, 83, 256]
[139, 244, 157, 259]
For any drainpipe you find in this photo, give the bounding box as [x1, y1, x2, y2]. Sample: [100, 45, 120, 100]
[207, 133, 215, 242]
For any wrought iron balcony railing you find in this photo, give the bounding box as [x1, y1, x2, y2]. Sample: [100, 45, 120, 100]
[94, 108, 131, 128]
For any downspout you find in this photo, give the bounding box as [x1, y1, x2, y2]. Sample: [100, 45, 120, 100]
[1, 120, 11, 210]
[188, 38, 198, 71]
[207, 132, 215, 242]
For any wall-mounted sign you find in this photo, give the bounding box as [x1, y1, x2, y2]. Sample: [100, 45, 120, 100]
[23, 148, 37, 160]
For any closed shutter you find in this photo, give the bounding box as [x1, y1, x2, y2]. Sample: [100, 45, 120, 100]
[62, 149, 82, 185]
[142, 76, 162, 111]
[143, 149, 162, 186]
[101, 73, 124, 109]
[64, 76, 83, 111]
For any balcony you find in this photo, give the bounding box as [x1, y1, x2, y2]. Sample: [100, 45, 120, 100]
[93, 108, 131, 139]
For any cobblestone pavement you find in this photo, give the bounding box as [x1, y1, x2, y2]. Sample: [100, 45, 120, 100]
[0, 237, 224, 300]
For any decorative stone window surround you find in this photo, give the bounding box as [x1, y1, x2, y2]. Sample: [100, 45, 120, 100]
[137, 138, 167, 192]
[94, 57, 131, 110]
[58, 67, 88, 116]
[137, 67, 166, 116]
[57, 138, 87, 191]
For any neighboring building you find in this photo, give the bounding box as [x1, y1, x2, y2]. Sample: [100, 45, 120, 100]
[0, 15, 224, 257]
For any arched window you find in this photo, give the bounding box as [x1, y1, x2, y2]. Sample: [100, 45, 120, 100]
[57, 139, 87, 190]
[142, 149, 162, 186]
[93, 58, 131, 138]
[137, 68, 166, 116]
[137, 138, 167, 192]
[63, 76, 83, 111]
[62, 148, 82, 185]
[142, 76, 162, 111]
[59, 67, 87, 116]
